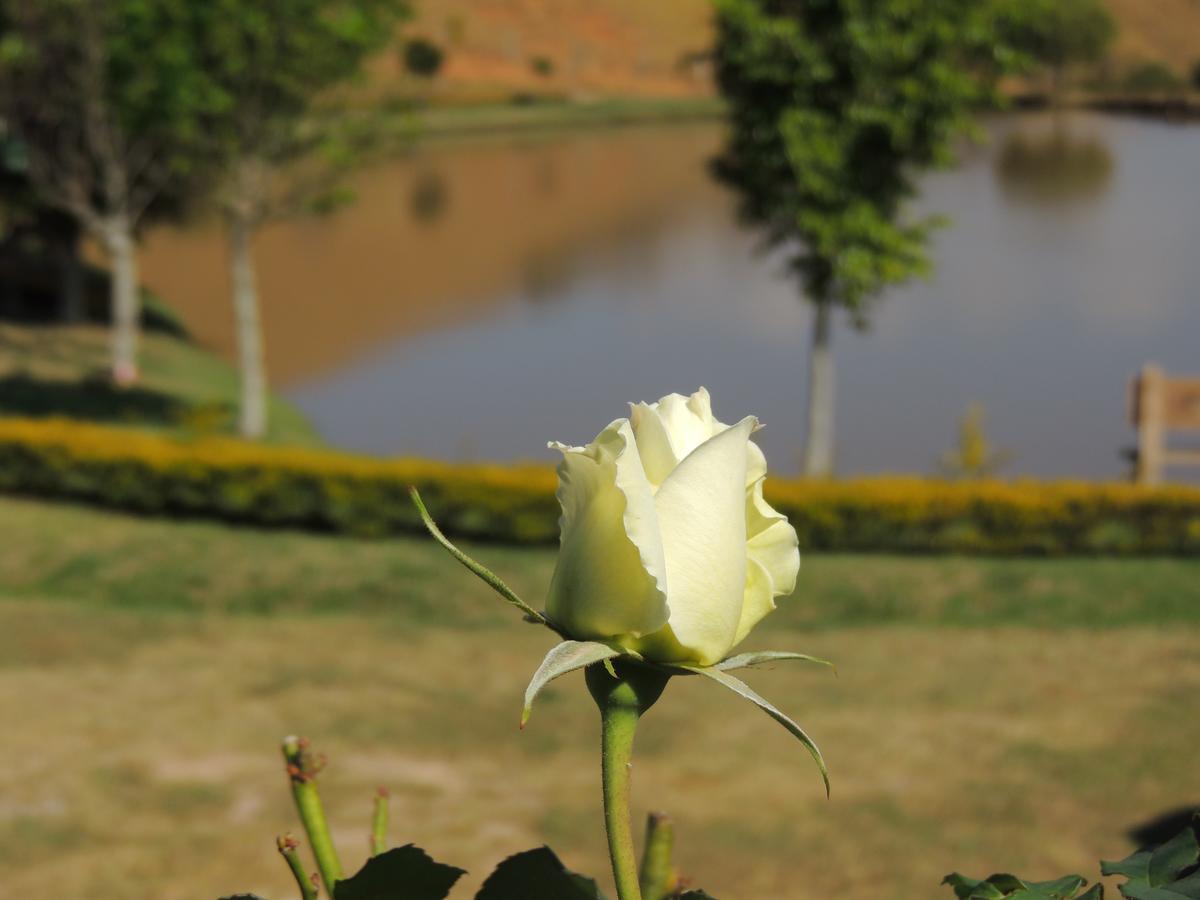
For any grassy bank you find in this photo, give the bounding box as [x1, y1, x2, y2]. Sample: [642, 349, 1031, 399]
[0, 496, 1198, 899]
[414, 95, 725, 140]
[0, 321, 318, 445]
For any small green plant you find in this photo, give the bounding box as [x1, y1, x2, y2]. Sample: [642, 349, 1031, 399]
[1191, 59, 1200, 90]
[530, 54, 555, 78]
[938, 403, 1011, 480]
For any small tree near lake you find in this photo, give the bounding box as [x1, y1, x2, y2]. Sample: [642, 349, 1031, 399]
[197, 0, 408, 439]
[0, 0, 219, 384]
[1000, 0, 1115, 95]
[712, 0, 1020, 476]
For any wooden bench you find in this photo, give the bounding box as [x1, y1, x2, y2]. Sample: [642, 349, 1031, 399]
[1129, 364, 1200, 484]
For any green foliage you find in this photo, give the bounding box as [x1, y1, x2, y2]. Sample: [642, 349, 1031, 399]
[403, 37, 444, 78]
[0, 0, 226, 221]
[998, 0, 1115, 74]
[3, 417, 1200, 555]
[943, 873, 1100, 899]
[712, 0, 1018, 317]
[196, 0, 410, 213]
[945, 816, 1200, 900]
[476, 847, 607, 900]
[334, 846, 465, 900]
[1123, 62, 1183, 93]
[1101, 815, 1200, 898]
[1192, 59, 1200, 90]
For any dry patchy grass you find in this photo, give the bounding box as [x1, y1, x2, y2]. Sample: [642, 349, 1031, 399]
[0, 496, 1198, 898]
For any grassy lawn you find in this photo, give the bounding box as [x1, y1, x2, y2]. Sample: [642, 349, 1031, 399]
[0, 321, 318, 446]
[1, 495, 1198, 899]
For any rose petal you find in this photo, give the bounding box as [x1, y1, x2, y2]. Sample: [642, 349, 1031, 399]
[643, 416, 756, 665]
[628, 402, 679, 490]
[648, 388, 718, 462]
[733, 479, 800, 647]
[545, 419, 669, 640]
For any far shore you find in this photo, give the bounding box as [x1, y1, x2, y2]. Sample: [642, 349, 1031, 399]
[395, 89, 1200, 147]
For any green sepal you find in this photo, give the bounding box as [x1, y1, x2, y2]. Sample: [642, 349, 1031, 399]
[523, 640, 625, 727]
[475, 846, 608, 900]
[409, 487, 549, 627]
[333, 845, 465, 900]
[715, 650, 835, 674]
[678, 664, 829, 796]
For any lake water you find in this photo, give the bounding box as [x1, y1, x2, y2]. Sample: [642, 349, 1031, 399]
[139, 110, 1200, 480]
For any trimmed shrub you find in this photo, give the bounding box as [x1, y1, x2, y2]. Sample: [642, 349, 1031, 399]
[2, 417, 1199, 554]
[1124, 61, 1183, 93]
[403, 38, 444, 79]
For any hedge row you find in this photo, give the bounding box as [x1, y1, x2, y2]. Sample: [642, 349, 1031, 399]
[2, 417, 1200, 555]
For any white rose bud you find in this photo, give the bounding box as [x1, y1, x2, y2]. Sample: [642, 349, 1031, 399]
[545, 388, 800, 667]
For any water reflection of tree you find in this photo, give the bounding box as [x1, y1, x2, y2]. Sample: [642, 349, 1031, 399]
[410, 171, 450, 225]
[995, 120, 1114, 207]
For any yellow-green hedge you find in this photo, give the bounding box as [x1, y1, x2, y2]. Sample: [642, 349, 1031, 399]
[2, 417, 1200, 555]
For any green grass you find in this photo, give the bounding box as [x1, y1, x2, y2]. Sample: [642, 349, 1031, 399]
[2, 496, 1196, 628]
[0, 321, 318, 445]
[350, 94, 726, 150]
[0, 495, 1197, 899]
[415, 96, 725, 140]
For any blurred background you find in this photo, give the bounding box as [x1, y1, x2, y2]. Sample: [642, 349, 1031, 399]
[0, 1, 1197, 898]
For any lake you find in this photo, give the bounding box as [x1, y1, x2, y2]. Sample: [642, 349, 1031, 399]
[138, 110, 1200, 480]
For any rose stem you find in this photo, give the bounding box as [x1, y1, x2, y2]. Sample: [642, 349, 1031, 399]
[282, 736, 343, 895]
[638, 812, 677, 900]
[276, 834, 318, 900]
[586, 662, 670, 900]
[370, 787, 389, 857]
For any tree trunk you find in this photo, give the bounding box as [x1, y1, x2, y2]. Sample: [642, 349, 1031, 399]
[228, 208, 268, 440]
[101, 215, 139, 385]
[802, 300, 835, 478]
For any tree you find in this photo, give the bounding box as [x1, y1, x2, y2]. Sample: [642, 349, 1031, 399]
[712, 0, 1018, 476]
[1000, 0, 1115, 93]
[0, 0, 217, 383]
[196, 0, 407, 438]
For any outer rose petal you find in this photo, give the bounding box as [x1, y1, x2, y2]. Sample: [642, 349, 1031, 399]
[632, 416, 757, 666]
[733, 480, 801, 647]
[545, 419, 669, 641]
